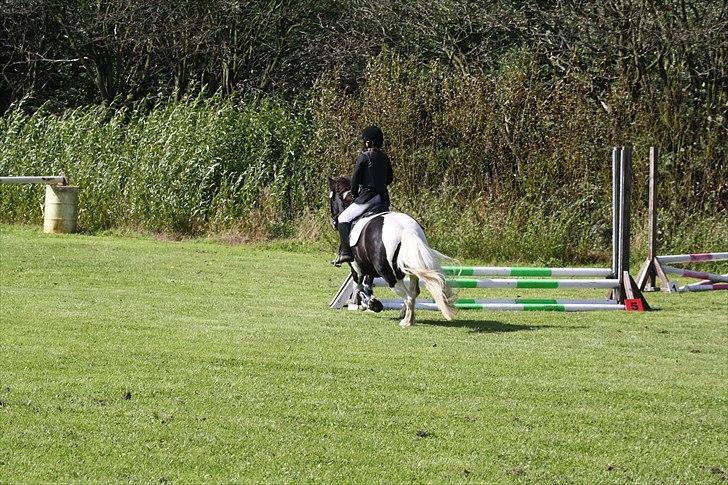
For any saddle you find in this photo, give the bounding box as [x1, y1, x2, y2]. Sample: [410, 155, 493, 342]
[349, 204, 390, 246]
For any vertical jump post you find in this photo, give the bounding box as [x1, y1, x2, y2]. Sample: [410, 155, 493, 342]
[611, 146, 621, 279]
[617, 145, 632, 284]
[614, 145, 650, 308]
[636, 147, 672, 291]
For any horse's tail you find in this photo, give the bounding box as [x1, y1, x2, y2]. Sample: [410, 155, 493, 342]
[397, 229, 456, 321]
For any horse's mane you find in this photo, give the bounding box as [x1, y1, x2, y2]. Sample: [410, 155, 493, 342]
[330, 175, 353, 207]
[332, 176, 351, 195]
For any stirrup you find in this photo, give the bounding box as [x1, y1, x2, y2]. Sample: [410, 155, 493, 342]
[331, 253, 354, 267]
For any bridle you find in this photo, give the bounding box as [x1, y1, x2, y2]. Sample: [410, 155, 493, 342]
[328, 190, 343, 230]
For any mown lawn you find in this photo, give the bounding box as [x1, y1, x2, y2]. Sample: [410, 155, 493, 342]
[1, 226, 726, 483]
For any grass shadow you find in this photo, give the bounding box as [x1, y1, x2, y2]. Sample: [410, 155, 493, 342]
[401, 317, 575, 333]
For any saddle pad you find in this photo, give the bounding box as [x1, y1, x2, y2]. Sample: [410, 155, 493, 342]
[350, 212, 390, 246]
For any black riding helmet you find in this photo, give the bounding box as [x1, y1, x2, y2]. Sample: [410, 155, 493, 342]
[361, 125, 384, 148]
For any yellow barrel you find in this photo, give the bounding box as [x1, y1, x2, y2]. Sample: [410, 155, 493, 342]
[43, 185, 79, 234]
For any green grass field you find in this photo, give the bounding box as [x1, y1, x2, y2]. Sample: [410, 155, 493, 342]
[1, 226, 726, 483]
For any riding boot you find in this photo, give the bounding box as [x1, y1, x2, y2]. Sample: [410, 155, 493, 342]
[331, 222, 355, 266]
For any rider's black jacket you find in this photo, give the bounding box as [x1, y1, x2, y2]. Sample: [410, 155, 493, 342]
[351, 148, 393, 207]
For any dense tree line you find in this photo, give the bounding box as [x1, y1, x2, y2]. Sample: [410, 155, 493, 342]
[2, 0, 726, 254]
[3, 0, 727, 116]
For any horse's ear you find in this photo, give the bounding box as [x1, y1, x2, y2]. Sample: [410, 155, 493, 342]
[328, 177, 334, 189]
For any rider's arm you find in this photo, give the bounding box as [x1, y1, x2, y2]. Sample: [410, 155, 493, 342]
[386, 155, 393, 185]
[351, 153, 366, 199]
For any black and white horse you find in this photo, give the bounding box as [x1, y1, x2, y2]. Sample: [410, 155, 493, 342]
[328, 176, 456, 327]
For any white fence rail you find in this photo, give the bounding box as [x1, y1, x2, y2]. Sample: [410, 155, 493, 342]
[0, 175, 67, 185]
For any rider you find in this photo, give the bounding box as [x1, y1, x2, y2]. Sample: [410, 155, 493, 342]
[331, 125, 393, 266]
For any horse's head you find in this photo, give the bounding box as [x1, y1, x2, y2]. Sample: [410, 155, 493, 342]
[328, 176, 353, 230]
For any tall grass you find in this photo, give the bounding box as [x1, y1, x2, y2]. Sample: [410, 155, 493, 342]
[1, 54, 726, 263]
[1, 95, 317, 238]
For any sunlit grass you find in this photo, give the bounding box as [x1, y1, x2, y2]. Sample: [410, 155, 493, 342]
[1, 226, 726, 483]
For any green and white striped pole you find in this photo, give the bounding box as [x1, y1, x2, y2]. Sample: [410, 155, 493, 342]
[442, 266, 612, 277]
[379, 299, 625, 312]
[373, 277, 619, 289]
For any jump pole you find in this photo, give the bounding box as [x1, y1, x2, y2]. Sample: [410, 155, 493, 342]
[659, 266, 728, 283]
[371, 277, 619, 289]
[680, 284, 728, 292]
[378, 300, 625, 312]
[658, 253, 728, 264]
[0, 175, 67, 185]
[442, 266, 612, 277]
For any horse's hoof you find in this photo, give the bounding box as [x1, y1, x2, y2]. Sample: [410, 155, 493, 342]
[399, 319, 413, 328]
[368, 299, 383, 313]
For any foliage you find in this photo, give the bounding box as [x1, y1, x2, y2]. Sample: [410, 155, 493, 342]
[3, 0, 727, 116]
[2, 49, 727, 261]
[1, 1, 726, 261]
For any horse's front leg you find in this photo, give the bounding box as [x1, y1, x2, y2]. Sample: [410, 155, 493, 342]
[349, 264, 366, 309]
[362, 274, 383, 312]
[348, 264, 380, 313]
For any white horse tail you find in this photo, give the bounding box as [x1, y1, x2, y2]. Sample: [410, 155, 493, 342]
[396, 229, 456, 321]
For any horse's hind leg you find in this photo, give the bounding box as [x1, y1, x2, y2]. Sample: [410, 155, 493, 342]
[399, 275, 420, 320]
[394, 279, 417, 328]
[407, 276, 420, 324]
[410, 275, 420, 298]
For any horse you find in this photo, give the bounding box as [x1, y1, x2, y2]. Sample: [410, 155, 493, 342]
[328, 176, 456, 327]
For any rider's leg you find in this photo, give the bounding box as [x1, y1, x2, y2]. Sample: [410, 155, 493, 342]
[333, 222, 354, 264]
[337, 195, 381, 230]
[331, 201, 370, 265]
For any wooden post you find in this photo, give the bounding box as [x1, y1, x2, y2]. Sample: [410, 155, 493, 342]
[646, 146, 658, 287]
[636, 146, 672, 291]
